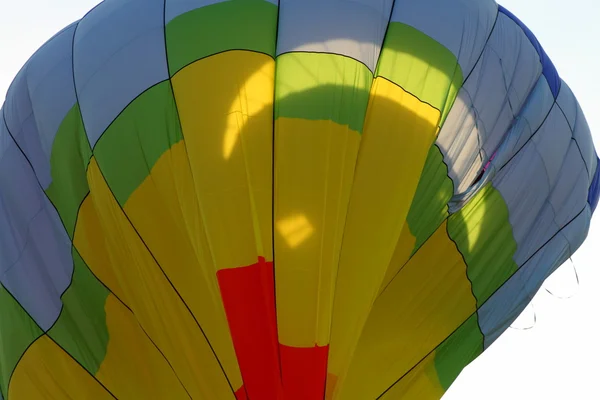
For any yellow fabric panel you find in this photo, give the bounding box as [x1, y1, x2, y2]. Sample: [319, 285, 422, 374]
[327, 77, 441, 399]
[378, 220, 417, 295]
[378, 351, 445, 400]
[171, 50, 274, 270]
[96, 295, 190, 399]
[8, 335, 112, 400]
[74, 157, 235, 400]
[274, 118, 361, 347]
[337, 221, 476, 399]
[122, 141, 242, 388]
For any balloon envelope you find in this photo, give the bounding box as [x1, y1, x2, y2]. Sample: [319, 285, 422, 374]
[0, 0, 598, 399]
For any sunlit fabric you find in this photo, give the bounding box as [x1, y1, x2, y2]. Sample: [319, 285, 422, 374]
[0, 0, 597, 399]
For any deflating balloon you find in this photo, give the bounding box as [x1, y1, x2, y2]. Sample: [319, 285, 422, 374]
[0, 0, 598, 399]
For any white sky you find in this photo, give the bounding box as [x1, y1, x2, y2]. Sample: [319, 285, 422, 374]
[0, 1, 598, 399]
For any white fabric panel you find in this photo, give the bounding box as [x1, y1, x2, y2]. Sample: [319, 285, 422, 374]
[436, 88, 482, 194]
[479, 206, 590, 348]
[276, 0, 394, 72]
[436, 14, 542, 196]
[390, 0, 497, 75]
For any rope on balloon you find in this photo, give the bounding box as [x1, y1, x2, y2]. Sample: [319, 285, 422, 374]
[509, 257, 580, 331]
[544, 257, 580, 299]
[509, 296, 537, 331]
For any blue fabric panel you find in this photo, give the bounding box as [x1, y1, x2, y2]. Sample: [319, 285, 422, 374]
[557, 81, 577, 128]
[166, 0, 230, 23]
[498, 5, 561, 98]
[571, 101, 597, 181]
[479, 206, 591, 348]
[549, 144, 590, 228]
[3, 23, 77, 190]
[436, 13, 542, 200]
[390, 0, 497, 77]
[74, 0, 168, 147]
[0, 120, 73, 332]
[588, 155, 600, 213]
[556, 81, 596, 181]
[490, 77, 554, 170]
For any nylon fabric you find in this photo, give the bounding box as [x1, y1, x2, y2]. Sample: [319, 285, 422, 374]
[340, 221, 476, 399]
[74, 0, 169, 147]
[436, 13, 543, 197]
[276, 0, 394, 72]
[479, 207, 591, 348]
[0, 132, 72, 331]
[2, 23, 77, 189]
[0, 1, 597, 399]
[8, 336, 113, 400]
[390, 0, 497, 75]
[327, 77, 441, 399]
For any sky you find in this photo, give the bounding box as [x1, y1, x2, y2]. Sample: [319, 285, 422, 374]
[0, 1, 598, 399]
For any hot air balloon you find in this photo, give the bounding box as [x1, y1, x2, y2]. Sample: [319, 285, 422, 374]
[1, 0, 598, 399]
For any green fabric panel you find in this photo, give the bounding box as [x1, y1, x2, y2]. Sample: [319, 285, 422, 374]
[406, 145, 453, 254]
[434, 314, 483, 391]
[48, 248, 110, 376]
[93, 81, 183, 205]
[376, 22, 463, 125]
[45, 105, 92, 238]
[447, 183, 519, 305]
[166, 0, 278, 76]
[0, 286, 43, 398]
[275, 52, 372, 133]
